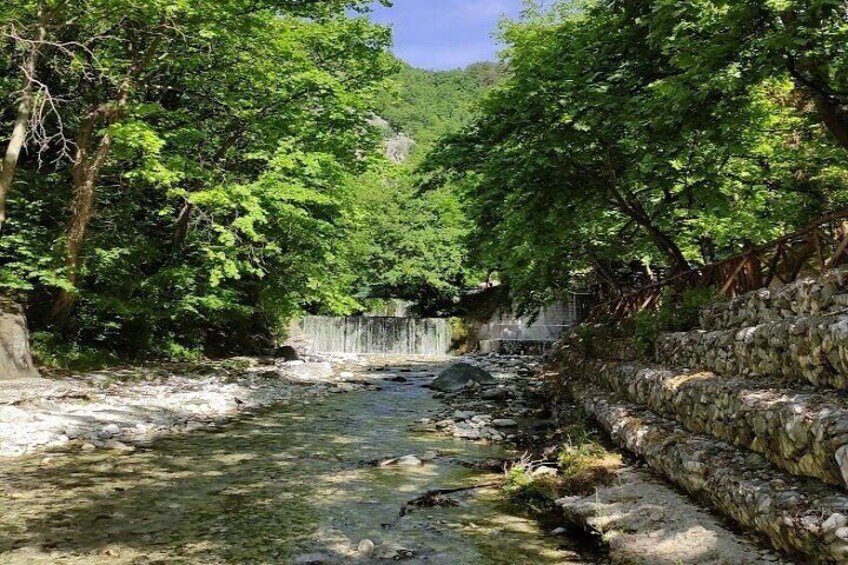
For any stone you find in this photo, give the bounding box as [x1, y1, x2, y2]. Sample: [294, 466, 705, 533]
[81, 443, 97, 452]
[275, 345, 299, 362]
[419, 450, 438, 461]
[492, 419, 518, 428]
[357, 539, 375, 557]
[0, 299, 38, 380]
[430, 363, 497, 392]
[452, 411, 475, 421]
[104, 440, 135, 453]
[481, 388, 511, 400]
[396, 455, 423, 466]
[100, 424, 121, 437]
[532, 466, 558, 478]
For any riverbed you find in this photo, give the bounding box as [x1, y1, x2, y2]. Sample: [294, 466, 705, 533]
[0, 357, 596, 564]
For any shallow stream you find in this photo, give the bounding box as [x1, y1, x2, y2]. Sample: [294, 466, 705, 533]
[0, 358, 594, 564]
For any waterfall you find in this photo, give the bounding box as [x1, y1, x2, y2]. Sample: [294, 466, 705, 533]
[297, 316, 451, 356]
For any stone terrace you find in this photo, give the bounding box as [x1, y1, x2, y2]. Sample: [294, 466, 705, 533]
[553, 267, 848, 563]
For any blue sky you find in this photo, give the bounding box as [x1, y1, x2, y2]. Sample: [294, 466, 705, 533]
[368, 0, 525, 70]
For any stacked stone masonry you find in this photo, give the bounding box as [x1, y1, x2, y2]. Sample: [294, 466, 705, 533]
[554, 268, 848, 562]
[656, 314, 848, 389]
[564, 379, 848, 562]
[700, 267, 848, 331]
[566, 352, 848, 489]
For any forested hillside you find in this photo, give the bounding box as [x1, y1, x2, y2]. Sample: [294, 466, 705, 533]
[348, 62, 503, 315]
[374, 62, 502, 158]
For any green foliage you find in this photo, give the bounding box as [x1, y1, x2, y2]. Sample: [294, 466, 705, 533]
[0, 1, 394, 359]
[630, 288, 716, 358]
[373, 62, 503, 160]
[426, 0, 848, 311]
[347, 61, 502, 314]
[503, 464, 561, 514]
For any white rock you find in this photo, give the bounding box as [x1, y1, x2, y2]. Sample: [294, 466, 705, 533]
[100, 423, 121, 437]
[396, 455, 423, 466]
[357, 539, 375, 557]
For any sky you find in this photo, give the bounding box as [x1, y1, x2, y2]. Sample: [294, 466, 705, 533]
[368, 0, 525, 70]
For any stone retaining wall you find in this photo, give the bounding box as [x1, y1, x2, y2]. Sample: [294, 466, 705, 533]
[564, 351, 848, 489]
[565, 379, 848, 562]
[701, 268, 848, 331]
[656, 315, 848, 389]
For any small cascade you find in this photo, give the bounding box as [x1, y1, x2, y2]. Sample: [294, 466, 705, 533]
[298, 316, 451, 355]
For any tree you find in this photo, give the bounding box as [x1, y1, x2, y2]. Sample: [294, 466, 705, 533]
[425, 0, 847, 311]
[0, 1, 394, 358]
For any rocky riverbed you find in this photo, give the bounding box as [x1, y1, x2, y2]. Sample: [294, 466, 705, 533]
[0, 354, 598, 564]
[0, 354, 380, 458]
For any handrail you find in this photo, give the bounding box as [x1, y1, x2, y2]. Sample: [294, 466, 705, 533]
[589, 209, 848, 321]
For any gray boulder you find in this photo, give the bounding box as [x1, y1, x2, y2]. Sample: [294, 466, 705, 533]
[430, 363, 497, 392]
[0, 300, 38, 380]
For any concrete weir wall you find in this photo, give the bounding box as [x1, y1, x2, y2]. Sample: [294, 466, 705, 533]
[297, 316, 451, 356]
[0, 300, 38, 380]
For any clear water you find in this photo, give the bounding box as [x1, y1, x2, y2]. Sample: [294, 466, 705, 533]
[0, 359, 593, 564]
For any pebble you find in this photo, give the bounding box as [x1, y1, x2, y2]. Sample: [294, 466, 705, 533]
[100, 423, 121, 437]
[357, 539, 375, 557]
[493, 419, 518, 428]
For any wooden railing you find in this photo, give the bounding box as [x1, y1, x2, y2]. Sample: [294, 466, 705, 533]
[588, 210, 848, 321]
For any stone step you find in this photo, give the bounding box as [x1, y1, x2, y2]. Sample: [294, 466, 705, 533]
[568, 353, 848, 489]
[563, 379, 848, 562]
[655, 314, 848, 390]
[700, 267, 848, 331]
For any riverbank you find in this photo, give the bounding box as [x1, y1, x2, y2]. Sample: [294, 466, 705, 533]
[0, 354, 382, 457]
[425, 355, 790, 565]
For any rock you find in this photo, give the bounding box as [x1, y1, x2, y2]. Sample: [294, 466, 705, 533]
[493, 419, 518, 428]
[532, 466, 558, 478]
[104, 440, 135, 453]
[0, 299, 39, 380]
[430, 363, 497, 392]
[452, 411, 475, 421]
[419, 450, 439, 461]
[481, 388, 511, 400]
[275, 345, 299, 362]
[389, 376, 408, 383]
[81, 443, 97, 452]
[100, 423, 121, 437]
[396, 455, 423, 466]
[357, 539, 375, 557]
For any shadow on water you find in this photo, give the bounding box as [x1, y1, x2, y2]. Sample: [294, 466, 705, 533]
[0, 358, 603, 564]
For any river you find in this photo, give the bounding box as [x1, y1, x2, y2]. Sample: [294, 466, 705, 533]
[0, 357, 597, 564]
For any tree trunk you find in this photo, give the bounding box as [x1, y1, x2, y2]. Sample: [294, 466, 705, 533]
[50, 126, 113, 322]
[607, 184, 690, 274]
[0, 9, 49, 232]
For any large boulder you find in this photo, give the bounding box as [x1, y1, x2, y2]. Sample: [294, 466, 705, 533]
[430, 363, 496, 392]
[0, 300, 38, 380]
[275, 345, 299, 362]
